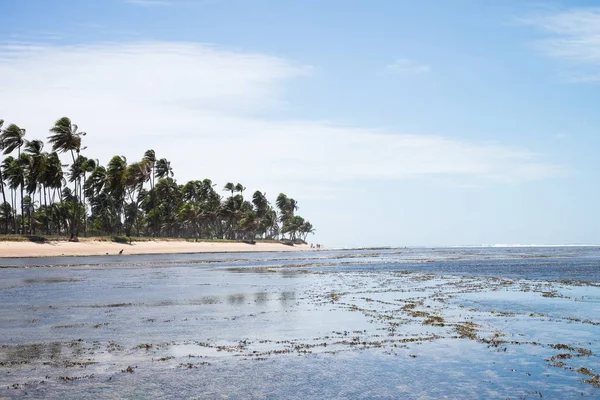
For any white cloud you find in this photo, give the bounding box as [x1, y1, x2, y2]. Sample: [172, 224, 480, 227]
[0, 41, 564, 201]
[522, 8, 600, 81]
[386, 58, 431, 74]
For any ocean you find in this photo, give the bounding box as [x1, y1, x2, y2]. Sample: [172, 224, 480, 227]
[1, 247, 599, 399]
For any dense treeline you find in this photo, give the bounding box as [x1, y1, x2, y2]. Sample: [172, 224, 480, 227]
[0, 117, 315, 242]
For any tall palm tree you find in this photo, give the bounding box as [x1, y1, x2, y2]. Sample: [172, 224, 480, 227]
[0, 123, 26, 233]
[182, 180, 204, 204]
[0, 120, 8, 234]
[84, 165, 111, 233]
[142, 150, 156, 187]
[252, 191, 268, 217]
[123, 161, 148, 235]
[81, 158, 97, 234]
[223, 182, 235, 198]
[299, 221, 315, 241]
[0, 201, 12, 234]
[178, 202, 204, 239]
[143, 150, 157, 235]
[154, 177, 180, 236]
[48, 117, 85, 162]
[0, 119, 6, 233]
[83, 165, 106, 200]
[2, 156, 20, 233]
[155, 158, 173, 179]
[43, 152, 64, 205]
[240, 210, 261, 241]
[0, 164, 7, 234]
[67, 155, 97, 235]
[24, 140, 46, 233]
[106, 155, 127, 233]
[234, 183, 246, 199]
[48, 117, 86, 239]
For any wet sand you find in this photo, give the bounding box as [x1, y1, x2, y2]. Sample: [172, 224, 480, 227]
[0, 248, 598, 398]
[0, 240, 311, 258]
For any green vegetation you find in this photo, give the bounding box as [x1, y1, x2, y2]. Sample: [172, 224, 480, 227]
[0, 117, 315, 242]
[111, 236, 130, 244]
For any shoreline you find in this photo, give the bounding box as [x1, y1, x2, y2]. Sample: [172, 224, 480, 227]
[0, 240, 314, 258]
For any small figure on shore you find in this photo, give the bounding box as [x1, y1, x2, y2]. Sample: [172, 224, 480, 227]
[119, 249, 124, 255]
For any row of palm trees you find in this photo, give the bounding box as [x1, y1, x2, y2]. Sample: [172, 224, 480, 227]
[0, 117, 315, 242]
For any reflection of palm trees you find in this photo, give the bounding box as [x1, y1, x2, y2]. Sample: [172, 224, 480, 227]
[254, 292, 268, 304]
[279, 291, 296, 304]
[228, 294, 246, 304]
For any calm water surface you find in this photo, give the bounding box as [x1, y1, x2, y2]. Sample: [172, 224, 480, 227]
[0, 247, 599, 399]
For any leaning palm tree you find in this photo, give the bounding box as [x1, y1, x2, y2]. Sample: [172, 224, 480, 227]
[223, 182, 235, 198]
[43, 152, 64, 205]
[178, 202, 204, 239]
[234, 183, 246, 198]
[1, 156, 20, 233]
[0, 201, 12, 234]
[48, 117, 85, 161]
[81, 158, 97, 234]
[252, 191, 268, 217]
[0, 165, 7, 234]
[123, 162, 149, 235]
[155, 158, 173, 179]
[48, 117, 86, 239]
[0, 120, 8, 233]
[142, 150, 158, 235]
[0, 124, 26, 233]
[142, 150, 156, 187]
[106, 155, 127, 233]
[24, 140, 46, 233]
[299, 221, 315, 241]
[0, 120, 5, 231]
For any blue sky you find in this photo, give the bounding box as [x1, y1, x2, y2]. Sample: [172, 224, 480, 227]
[1, 0, 599, 247]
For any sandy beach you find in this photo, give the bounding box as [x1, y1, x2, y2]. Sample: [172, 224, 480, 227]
[0, 240, 312, 258]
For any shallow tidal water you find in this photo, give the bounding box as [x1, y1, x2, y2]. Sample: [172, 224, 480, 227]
[0, 247, 599, 399]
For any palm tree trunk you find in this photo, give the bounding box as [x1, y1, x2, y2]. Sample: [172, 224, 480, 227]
[18, 145, 24, 234]
[151, 163, 156, 237]
[0, 179, 7, 234]
[29, 192, 34, 234]
[81, 174, 86, 236]
[43, 185, 49, 234]
[69, 150, 78, 240]
[10, 188, 16, 234]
